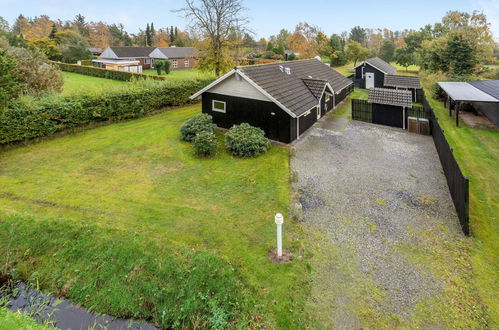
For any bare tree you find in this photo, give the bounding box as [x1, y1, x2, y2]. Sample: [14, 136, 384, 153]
[176, 0, 250, 75]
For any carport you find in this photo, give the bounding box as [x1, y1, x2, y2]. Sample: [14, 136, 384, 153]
[438, 81, 499, 127]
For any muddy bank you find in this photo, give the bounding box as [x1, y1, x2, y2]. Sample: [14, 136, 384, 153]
[0, 277, 159, 330]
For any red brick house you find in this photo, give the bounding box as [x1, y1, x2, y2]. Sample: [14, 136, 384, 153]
[149, 47, 197, 70]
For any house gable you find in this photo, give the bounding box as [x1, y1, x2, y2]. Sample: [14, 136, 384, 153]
[208, 73, 272, 102]
[100, 47, 118, 59]
[149, 48, 167, 59]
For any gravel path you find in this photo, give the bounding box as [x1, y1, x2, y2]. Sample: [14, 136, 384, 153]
[292, 118, 483, 327]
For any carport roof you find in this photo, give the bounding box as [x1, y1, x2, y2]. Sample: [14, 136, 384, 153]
[368, 88, 413, 108]
[437, 82, 498, 102]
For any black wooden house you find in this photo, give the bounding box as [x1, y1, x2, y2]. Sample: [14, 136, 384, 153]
[354, 57, 397, 89]
[190, 59, 353, 143]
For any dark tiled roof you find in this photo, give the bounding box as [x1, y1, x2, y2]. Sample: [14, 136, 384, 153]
[384, 75, 421, 89]
[302, 78, 328, 99]
[110, 47, 155, 57]
[467, 80, 499, 101]
[156, 47, 196, 59]
[368, 88, 413, 107]
[364, 57, 397, 75]
[239, 59, 353, 116]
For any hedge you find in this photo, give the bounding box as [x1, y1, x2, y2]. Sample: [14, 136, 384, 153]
[52, 62, 167, 82]
[0, 78, 214, 145]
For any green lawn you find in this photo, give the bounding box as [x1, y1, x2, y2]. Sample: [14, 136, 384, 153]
[0, 104, 309, 328]
[422, 82, 499, 328]
[61, 72, 127, 95]
[332, 62, 420, 77]
[0, 307, 50, 329]
[142, 68, 216, 81]
[331, 88, 369, 119]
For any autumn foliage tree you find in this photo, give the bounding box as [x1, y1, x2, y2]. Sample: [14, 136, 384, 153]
[345, 40, 369, 66]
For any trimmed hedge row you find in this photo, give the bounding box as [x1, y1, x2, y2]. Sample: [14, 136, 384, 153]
[53, 62, 167, 81]
[0, 78, 214, 145]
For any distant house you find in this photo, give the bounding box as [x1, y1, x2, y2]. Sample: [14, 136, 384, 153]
[87, 47, 103, 56]
[148, 47, 196, 70]
[354, 57, 397, 89]
[98, 47, 156, 69]
[190, 59, 353, 143]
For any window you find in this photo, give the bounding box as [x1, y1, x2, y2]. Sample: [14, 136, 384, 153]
[184, 59, 190, 67]
[325, 93, 331, 103]
[212, 100, 226, 113]
[172, 60, 178, 68]
[145, 58, 151, 64]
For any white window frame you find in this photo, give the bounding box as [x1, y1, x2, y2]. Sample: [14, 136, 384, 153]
[325, 93, 331, 103]
[184, 59, 190, 67]
[145, 58, 151, 64]
[212, 100, 226, 113]
[172, 59, 178, 68]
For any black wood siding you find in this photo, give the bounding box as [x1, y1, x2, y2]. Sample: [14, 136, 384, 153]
[335, 84, 353, 106]
[202, 92, 294, 143]
[473, 102, 499, 127]
[372, 104, 404, 128]
[299, 109, 317, 135]
[354, 63, 385, 88]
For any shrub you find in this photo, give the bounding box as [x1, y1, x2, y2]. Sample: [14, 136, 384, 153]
[52, 61, 167, 82]
[0, 77, 215, 145]
[225, 123, 271, 157]
[154, 60, 163, 75]
[193, 131, 217, 157]
[180, 113, 215, 142]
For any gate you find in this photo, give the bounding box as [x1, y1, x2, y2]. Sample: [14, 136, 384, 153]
[351, 99, 372, 122]
[372, 104, 404, 128]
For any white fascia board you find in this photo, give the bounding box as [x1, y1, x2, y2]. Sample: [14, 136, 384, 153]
[190, 69, 237, 99]
[236, 70, 297, 118]
[335, 81, 353, 94]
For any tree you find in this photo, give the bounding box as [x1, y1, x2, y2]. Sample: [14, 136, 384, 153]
[177, 0, 249, 75]
[74, 14, 89, 37]
[350, 26, 367, 45]
[154, 60, 163, 75]
[145, 23, 151, 46]
[59, 40, 92, 63]
[0, 51, 20, 108]
[345, 40, 369, 66]
[395, 47, 413, 71]
[316, 32, 332, 57]
[287, 32, 316, 58]
[48, 23, 57, 39]
[379, 40, 395, 62]
[287, 53, 296, 61]
[163, 59, 171, 74]
[446, 33, 478, 75]
[0, 16, 9, 32]
[27, 37, 61, 60]
[5, 47, 63, 95]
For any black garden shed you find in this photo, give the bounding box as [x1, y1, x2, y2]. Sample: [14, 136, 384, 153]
[354, 57, 397, 89]
[368, 88, 413, 128]
[190, 59, 353, 143]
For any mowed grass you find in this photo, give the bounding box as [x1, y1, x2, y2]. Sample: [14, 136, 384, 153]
[332, 62, 420, 77]
[61, 72, 127, 95]
[331, 88, 368, 119]
[424, 87, 499, 327]
[142, 68, 216, 81]
[0, 104, 309, 328]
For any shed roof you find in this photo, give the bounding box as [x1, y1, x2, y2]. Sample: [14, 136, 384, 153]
[437, 82, 498, 102]
[384, 75, 421, 89]
[368, 88, 413, 107]
[356, 57, 397, 75]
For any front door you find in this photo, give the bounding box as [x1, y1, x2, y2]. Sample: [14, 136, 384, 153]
[317, 105, 321, 120]
[366, 72, 375, 89]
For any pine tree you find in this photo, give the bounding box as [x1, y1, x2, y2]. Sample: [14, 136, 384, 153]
[48, 23, 57, 39]
[150, 22, 155, 46]
[145, 23, 151, 46]
[170, 26, 175, 44]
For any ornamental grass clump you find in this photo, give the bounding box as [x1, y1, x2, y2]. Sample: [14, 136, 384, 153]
[193, 131, 217, 157]
[225, 123, 271, 157]
[180, 113, 215, 142]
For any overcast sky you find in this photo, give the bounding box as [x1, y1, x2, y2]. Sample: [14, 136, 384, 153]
[1, 0, 498, 40]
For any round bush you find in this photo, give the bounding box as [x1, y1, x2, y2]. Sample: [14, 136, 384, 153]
[193, 132, 217, 157]
[225, 123, 271, 157]
[180, 113, 215, 142]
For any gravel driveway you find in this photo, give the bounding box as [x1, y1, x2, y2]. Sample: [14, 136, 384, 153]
[292, 118, 484, 328]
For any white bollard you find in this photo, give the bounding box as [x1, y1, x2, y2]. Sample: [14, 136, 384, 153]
[275, 213, 284, 257]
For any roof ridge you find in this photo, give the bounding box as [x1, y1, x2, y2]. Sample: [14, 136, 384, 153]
[236, 58, 318, 69]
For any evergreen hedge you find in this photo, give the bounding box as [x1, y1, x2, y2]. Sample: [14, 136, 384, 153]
[53, 62, 166, 81]
[0, 78, 213, 145]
